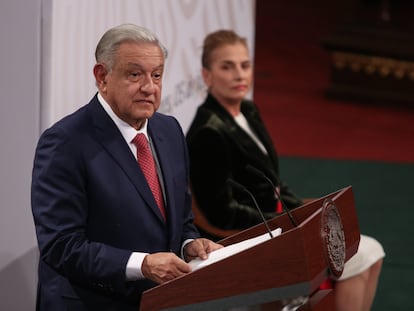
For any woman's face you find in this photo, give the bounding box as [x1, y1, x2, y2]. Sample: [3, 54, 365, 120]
[202, 43, 252, 106]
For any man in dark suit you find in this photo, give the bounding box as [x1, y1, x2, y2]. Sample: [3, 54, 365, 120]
[31, 24, 221, 310]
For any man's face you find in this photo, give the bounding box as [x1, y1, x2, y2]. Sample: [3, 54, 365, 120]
[97, 41, 164, 130]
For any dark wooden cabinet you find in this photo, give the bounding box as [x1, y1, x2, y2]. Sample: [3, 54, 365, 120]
[322, 0, 414, 105]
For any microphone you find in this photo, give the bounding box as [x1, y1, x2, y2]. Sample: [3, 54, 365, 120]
[245, 165, 298, 227]
[227, 178, 274, 238]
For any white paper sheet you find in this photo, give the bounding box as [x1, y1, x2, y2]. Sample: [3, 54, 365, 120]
[189, 228, 282, 271]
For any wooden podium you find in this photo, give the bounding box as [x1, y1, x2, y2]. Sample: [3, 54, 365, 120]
[140, 186, 360, 311]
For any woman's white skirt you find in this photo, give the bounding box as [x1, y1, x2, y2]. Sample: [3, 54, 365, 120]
[339, 234, 385, 280]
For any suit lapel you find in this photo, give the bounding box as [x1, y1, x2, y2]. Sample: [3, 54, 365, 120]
[147, 119, 177, 227]
[243, 108, 273, 154]
[210, 100, 269, 159]
[88, 98, 166, 223]
[242, 105, 280, 167]
[206, 95, 279, 172]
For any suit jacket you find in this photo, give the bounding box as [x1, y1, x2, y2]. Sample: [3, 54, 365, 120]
[186, 94, 302, 231]
[31, 94, 199, 310]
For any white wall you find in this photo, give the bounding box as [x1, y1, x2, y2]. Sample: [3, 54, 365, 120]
[41, 0, 256, 132]
[0, 1, 255, 310]
[0, 0, 41, 310]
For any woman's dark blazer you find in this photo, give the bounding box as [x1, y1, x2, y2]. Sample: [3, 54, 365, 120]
[186, 94, 302, 231]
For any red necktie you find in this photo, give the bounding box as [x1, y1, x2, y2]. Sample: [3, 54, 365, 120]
[276, 200, 283, 213]
[276, 186, 283, 213]
[132, 133, 166, 220]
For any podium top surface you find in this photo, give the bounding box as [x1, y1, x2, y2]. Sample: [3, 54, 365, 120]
[140, 186, 360, 311]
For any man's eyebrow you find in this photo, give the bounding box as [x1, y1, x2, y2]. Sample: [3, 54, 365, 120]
[125, 63, 164, 70]
[126, 62, 143, 69]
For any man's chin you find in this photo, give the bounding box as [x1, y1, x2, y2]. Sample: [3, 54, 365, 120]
[136, 109, 155, 120]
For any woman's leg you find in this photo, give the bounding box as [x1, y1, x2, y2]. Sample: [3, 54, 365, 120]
[335, 258, 383, 311]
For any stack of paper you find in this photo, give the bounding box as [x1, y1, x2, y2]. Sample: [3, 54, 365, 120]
[189, 228, 282, 271]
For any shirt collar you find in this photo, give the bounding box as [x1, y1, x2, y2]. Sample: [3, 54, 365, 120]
[97, 93, 149, 143]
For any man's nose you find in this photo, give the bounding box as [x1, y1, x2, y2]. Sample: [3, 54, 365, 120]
[140, 75, 155, 94]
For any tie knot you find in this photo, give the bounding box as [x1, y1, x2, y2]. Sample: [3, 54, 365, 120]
[132, 133, 148, 149]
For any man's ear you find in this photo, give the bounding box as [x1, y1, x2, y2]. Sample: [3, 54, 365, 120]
[93, 64, 108, 92]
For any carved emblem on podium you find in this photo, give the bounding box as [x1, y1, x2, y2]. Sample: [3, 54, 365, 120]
[321, 198, 346, 278]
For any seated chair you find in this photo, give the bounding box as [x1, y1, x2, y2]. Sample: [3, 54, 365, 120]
[191, 196, 240, 241]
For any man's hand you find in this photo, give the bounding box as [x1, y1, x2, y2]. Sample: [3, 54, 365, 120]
[183, 238, 223, 262]
[141, 252, 191, 284]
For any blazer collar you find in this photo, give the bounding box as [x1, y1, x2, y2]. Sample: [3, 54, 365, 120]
[203, 93, 278, 162]
[88, 95, 166, 224]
